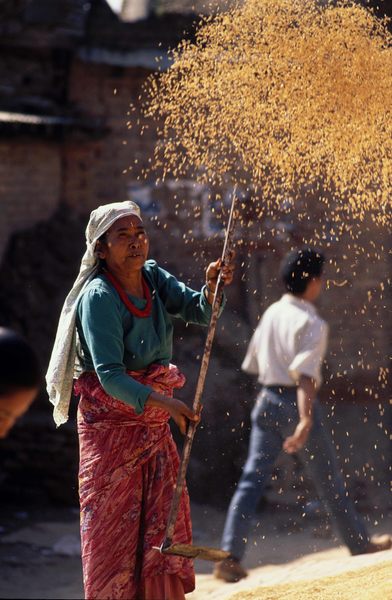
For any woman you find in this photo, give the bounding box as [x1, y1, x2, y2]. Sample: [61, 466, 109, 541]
[46, 200, 234, 599]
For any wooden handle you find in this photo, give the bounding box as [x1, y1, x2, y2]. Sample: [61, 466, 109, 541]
[162, 188, 238, 549]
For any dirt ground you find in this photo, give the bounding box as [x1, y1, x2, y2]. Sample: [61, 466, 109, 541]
[0, 503, 391, 599]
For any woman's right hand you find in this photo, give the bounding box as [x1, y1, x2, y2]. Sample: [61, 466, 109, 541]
[146, 392, 199, 435]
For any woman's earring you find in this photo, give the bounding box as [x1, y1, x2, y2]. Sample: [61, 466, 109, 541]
[95, 241, 106, 259]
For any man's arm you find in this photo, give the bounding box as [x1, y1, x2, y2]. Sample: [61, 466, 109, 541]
[241, 326, 261, 375]
[283, 374, 317, 454]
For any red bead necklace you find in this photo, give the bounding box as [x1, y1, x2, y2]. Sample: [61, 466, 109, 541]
[103, 269, 152, 318]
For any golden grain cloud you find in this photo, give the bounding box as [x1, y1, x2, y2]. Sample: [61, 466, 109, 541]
[142, 0, 392, 225]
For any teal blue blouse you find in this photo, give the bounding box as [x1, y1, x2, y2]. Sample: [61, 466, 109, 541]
[76, 260, 223, 414]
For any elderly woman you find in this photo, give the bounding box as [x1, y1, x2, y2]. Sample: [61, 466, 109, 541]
[46, 200, 234, 600]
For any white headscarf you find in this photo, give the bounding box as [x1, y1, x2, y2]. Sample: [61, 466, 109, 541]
[46, 200, 141, 426]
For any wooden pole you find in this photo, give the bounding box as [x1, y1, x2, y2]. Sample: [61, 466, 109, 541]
[162, 188, 238, 550]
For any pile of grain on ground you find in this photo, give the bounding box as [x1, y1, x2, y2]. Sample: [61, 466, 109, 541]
[228, 560, 392, 600]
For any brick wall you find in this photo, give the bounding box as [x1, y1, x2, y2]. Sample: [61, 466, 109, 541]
[0, 56, 389, 508]
[65, 60, 156, 212]
[0, 139, 61, 257]
[63, 57, 392, 403]
[1, 56, 389, 403]
[0, 48, 66, 107]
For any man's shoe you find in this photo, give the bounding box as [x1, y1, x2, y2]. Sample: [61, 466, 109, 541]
[213, 557, 248, 583]
[364, 534, 392, 554]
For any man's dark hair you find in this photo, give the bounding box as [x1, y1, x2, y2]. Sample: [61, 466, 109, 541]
[280, 248, 325, 295]
[0, 328, 41, 396]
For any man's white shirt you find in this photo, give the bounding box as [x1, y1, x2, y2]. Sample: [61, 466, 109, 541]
[242, 294, 328, 387]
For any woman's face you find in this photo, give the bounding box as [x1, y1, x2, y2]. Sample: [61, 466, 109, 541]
[97, 215, 149, 273]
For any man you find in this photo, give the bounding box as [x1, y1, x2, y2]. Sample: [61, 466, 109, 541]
[214, 248, 391, 582]
[0, 327, 41, 438]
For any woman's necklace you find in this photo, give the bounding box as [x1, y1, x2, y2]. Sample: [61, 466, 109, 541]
[103, 269, 152, 318]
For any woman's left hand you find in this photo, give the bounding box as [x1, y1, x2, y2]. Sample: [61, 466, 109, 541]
[206, 251, 235, 293]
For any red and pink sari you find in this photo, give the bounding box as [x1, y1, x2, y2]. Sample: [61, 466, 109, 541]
[75, 364, 195, 600]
